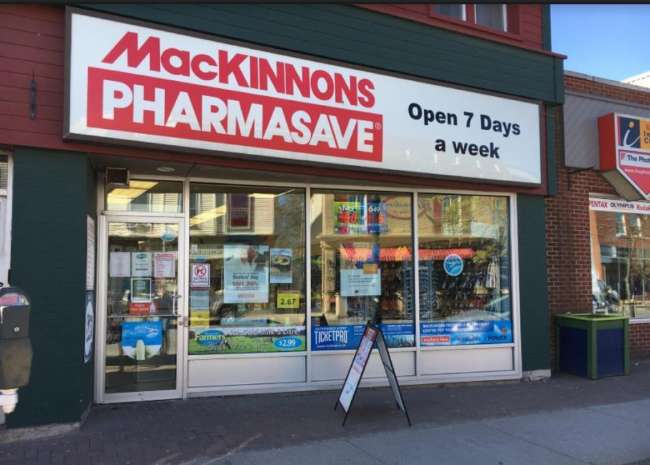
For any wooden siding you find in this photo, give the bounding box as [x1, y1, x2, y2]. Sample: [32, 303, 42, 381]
[0, 4, 562, 196]
[358, 4, 545, 51]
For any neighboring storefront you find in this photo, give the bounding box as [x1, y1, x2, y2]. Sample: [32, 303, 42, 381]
[0, 5, 563, 427]
[548, 71, 650, 362]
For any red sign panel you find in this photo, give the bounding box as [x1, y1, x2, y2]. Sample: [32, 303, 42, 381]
[599, 113, 650, 199]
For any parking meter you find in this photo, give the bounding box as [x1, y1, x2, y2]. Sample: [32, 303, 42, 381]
[0, 287, 32, 419]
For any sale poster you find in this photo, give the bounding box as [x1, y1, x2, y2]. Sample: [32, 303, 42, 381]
[131, 252, 152, 277]
[223, 244, 269, 303]
[366, 199, 388, 234]
[277, 290, 300, 309]
[270, 248, 293, 284]
[334, 201, 366, 235]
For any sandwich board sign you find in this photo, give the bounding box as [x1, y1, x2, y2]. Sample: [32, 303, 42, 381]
[335, 322, 411, 426]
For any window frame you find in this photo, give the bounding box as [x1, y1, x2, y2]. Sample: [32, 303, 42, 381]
[473, 4, 508, 33]
[98, 174, 521, 361]
[429, 4, 510, 34]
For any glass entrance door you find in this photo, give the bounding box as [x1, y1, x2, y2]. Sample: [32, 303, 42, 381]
[100, 218, 185, 401]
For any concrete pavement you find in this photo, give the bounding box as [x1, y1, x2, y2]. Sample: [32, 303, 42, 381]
[3, 360, 650, 464]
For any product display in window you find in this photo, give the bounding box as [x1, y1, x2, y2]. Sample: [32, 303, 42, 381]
[310, 191, 415, 350]
[418, 195, 512, 346]
[187, 184, 306, 354]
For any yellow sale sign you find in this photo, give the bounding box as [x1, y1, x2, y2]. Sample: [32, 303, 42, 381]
[277, 291, 300, 309]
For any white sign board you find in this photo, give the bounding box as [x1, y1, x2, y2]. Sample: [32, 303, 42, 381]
[589, 196, 650, 214]
[190, 263, 211, 288]
[67, 11, 542, 184]
[86, 215, 96, 290]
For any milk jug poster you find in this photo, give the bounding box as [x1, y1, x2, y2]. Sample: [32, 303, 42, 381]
[223, 244, 270, 303]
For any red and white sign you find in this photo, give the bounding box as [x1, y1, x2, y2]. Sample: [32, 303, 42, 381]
[67, 11, 542, 184]
[190, 263, 210, 288]
[599, 113, 650, 199]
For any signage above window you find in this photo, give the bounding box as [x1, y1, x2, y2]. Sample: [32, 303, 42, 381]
[599, 113, 650, 200]
[66, 10, 542, 185]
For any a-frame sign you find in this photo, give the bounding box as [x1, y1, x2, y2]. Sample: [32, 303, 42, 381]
[334, 322, 411, 426]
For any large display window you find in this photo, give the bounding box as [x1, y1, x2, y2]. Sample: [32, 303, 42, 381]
[418, 194, 513, 346]
[310, 190, 415, 350]
[590, 197, 650, 318]
[188, 184, 307, 354]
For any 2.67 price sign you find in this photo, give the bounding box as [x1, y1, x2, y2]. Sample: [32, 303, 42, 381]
[277, 291, 300, 309]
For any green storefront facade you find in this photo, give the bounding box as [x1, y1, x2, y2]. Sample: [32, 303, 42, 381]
[2, 4, 563, 427]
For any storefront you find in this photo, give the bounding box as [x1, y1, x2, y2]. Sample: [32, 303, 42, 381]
[548, 71, 650, 362]
[1, 4, 563, 426]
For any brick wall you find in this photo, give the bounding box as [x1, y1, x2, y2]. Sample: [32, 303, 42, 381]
[631, 323, 650, 358]
[548, 73, 650, 364]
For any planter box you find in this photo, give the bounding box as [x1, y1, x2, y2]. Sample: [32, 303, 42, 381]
[555, 313, 629, 379]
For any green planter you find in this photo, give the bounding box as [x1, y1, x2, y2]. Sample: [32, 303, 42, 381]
[555, 313, 630, 380]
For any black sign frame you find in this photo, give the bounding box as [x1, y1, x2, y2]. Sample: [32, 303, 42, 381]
[334, 322, 412, 427]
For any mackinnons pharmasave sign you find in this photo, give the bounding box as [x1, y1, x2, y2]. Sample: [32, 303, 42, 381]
[66, 10, 542, 184]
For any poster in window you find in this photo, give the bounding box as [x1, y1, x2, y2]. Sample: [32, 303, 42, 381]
[334, 201, 366, 235]
[154, 252, 176, 278]
[223, 244, 269, 303]
[131, 277, 152, 303]
[270, 248, 293, 284]
[109, 252, 130, 277]
[188, 325, 305, 354]
[420, 320, 512, 346]
[366, 199, 388, 234]
[339, 242, 381, 297]
[131, 252, 152, 277]
[191, 263, 210, 288]
[121, 321, 163, 360]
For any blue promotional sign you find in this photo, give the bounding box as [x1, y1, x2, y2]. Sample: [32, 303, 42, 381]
[121, 320, 163, 359]
[273, 336, 303, 350]
[195, 328, 225, 346]
[312, 323, 414, 350]
[121, 321, 163, 347]
[443, 254, 464, 277]
[420, 320, 512, 346]
[366, 200, 388, 234]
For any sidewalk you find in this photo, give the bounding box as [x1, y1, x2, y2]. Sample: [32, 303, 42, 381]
[3, 360, 650, 465]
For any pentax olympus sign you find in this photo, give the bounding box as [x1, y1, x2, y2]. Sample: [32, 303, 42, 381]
[66, 11, 542, 184]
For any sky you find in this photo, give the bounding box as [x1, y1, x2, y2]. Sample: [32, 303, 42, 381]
[551, 5, 650, 82]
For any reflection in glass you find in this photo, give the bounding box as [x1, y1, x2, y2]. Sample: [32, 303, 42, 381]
[106, 180, 183, 213]
[105, 222, 179, 394]
[418, 195, 512, 346]
[475, 4, 506, 30]
[188, 184, 306, 355]
[310, 191, 414, 350]
[591, 205, 650, 318]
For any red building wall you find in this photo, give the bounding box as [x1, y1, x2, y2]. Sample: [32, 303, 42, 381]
[547, 74, 650, 362]
[358, 4, 546, 52]
[0, 4, 555, 196]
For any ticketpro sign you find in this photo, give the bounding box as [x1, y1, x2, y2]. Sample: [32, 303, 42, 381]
[66, 10, 542, 184]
